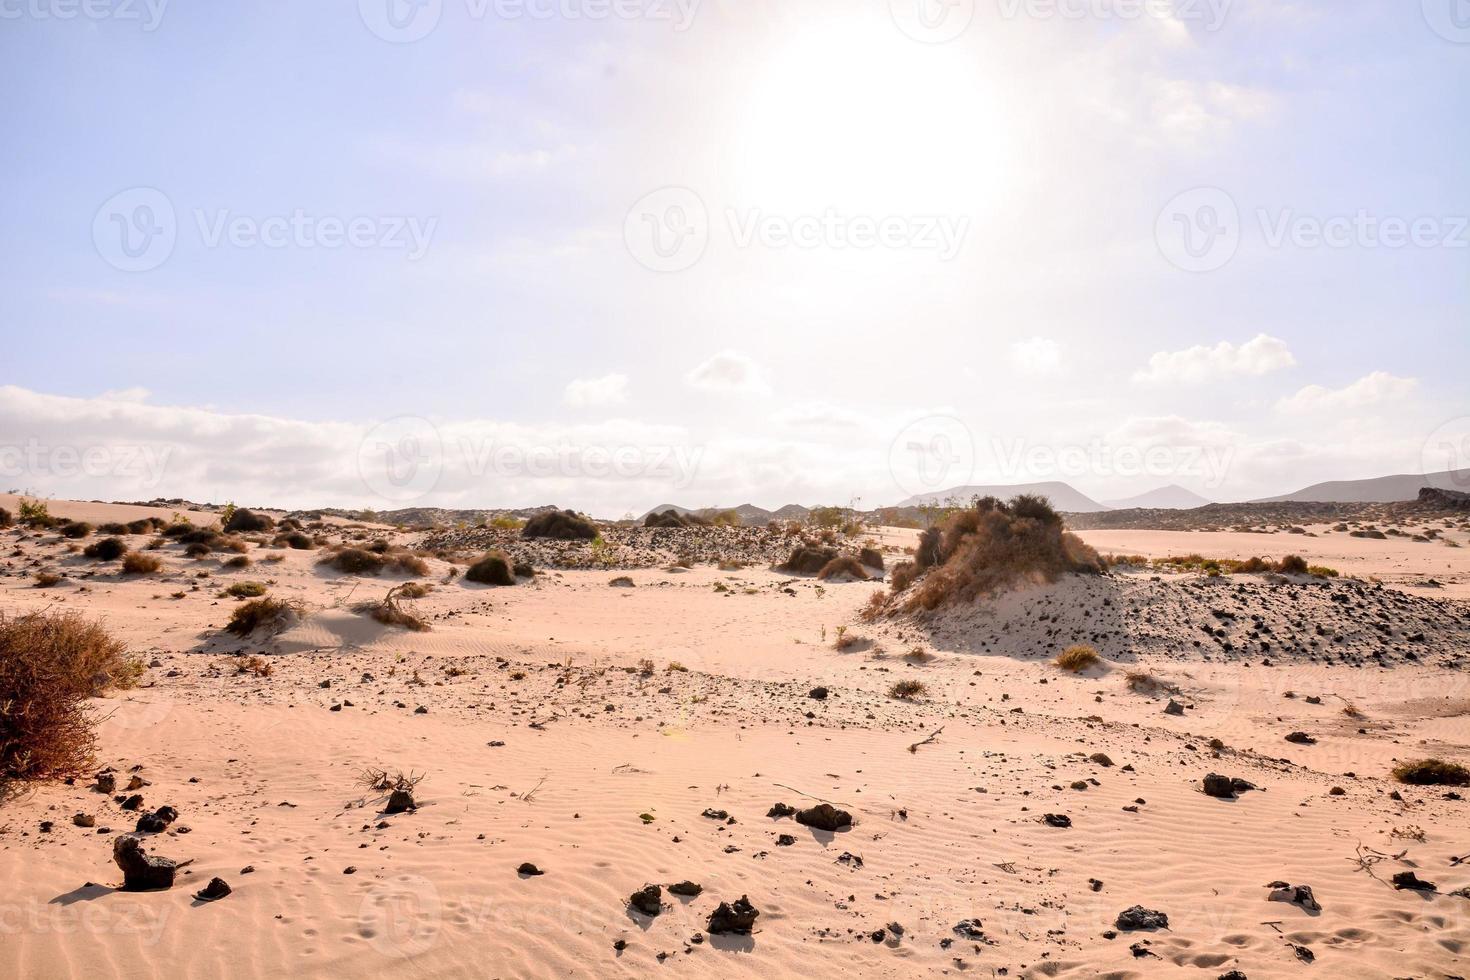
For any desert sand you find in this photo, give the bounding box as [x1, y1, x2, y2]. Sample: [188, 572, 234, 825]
[4, 496, 1470, 979]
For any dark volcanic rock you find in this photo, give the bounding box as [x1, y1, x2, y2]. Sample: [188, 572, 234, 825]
[195, 877, 232, 902]
[1392, 871, 1436, 891]
[1266, 881, 1321, 912]
[707, 895, 760, 935]
[794, 803, 852, 831]
[113, 836, 178, 891]
[1116, 905, 1169, 930]
[628, 884, 662, 917]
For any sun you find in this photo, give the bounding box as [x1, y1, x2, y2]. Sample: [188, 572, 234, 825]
[729, 18, 1013, 218]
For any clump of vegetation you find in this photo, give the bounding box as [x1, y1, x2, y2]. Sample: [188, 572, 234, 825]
[1391, 759, 1470, 786]
[233, 654, 273, 677]
[1125, 670, 1177, 695]
[398, 582, 433, 599]
[1055, 644, 1102, 673]
[121, 552, 163, 575]
[318, 546, 428, 577]
[224, 554, 251, 569]
[272, 531, 315, 550]
[18, 498, 54, 528]
[224, 597, 301, 638]
[0, 610, 142, 786]
[224, 581, 268, 599]
[645, 509, 701, 529]
[83, 537, 128, 562]
[888, 679, 927, 700]
[901, 495, 1103, 611]
[487, 515, 524, 531]
[59, 521, 93, 539]
[223, 508, 274, 533]
[356, 584, 430, 632]
[34, 571, 64, 588]
[465, 550, 515, 586]
[778, 544, 838, 575]
[0, 507, 11, 528]
[522, 509, 599, 541]
[816, 555, 870, 581]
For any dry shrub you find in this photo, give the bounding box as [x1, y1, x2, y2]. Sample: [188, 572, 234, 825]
[398, 581, 433, 599]
[273, 531, 314, 550]
[0, 507, 11, 528]
[233, 654, 274, 677]
[319, 547, 428, 577]
[225, 555, 251, 569]
[223, 509, 274, 533]
[522, 509, 599, 541]
[1054, 644, 1101, 672]
[817, 555, 869, 581]
[889, 560, 918, 594]
[60, 521, 93, 540]
[1125, 670, 1177, 695]
[34, 571, 64, 588]
[1276, 554, 1309, 575]
[224, 597, 301, 638]
[83, 537, 128, 561]
[1391, 759, 1470, 786]
[97, 522, 129, 535]
[465, 550, 515, 586]
[126, 518, 158, 535]
[859, 589, 887, 623]
[0, 610, 142, 785]
[356, 585, 430, 632]
[185, 542, 211, 559]
[224, 581, 267, 599]
[889, 679, 927, 700]
[645, 509, 699, 528]
[907, 496, 1103, 611]
[778, 544, 837, 575]
[121, 552, 162, 575]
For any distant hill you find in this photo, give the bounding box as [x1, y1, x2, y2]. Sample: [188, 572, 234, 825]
[1257, 469, 1470, 504]
[1101, 484, 1213, 510]
[898, 482, 1109, 514]
[639, 503, 803, 526]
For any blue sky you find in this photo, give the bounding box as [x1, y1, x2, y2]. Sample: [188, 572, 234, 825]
[1, 0, 1467, 513]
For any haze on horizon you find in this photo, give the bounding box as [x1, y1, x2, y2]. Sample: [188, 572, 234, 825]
[2, 0, 1467, 515]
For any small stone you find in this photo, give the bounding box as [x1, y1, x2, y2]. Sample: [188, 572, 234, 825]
[194, 877, 231, 902]
[517, 862, 544, 876]
[629, 884, 662, 917]
[707, 895, 760, 935]
[1116, 905, 1168, 930]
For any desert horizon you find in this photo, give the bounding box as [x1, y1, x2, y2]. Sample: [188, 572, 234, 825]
[4, 1, 1470, 978]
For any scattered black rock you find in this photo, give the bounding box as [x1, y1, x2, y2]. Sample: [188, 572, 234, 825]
[1202, 773, 1236, 799]
[767, 802, 796, 819]
[194, 877, 231, 902]
[384, 788, 417, 814]
[707, 895, 760, 935]
[1043, 813, 1072, 828]
[113, 836, 178, 891]
[794, 803, 852, 831]
[517, 862, 545, 876]
[1285, 731, 1316, 745]
[1392, 871, 1436, 891]
[1116, 905, 1168, 930]
[1163, 700, 1185, 716]
[629, 884, 662, 917]
[1266, 881, 1321, 912]
[808, 687, 829, 700]
[701, 808, 730, 821]
[668, 880, 703, 897]
[135, 806, 179, 834]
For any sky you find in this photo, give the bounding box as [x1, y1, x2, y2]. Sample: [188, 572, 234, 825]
[1, 0, 1467, 515]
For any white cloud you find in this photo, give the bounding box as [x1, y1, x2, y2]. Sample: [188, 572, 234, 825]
[685, 350, 769, 395]
[1134, 334, 1296, 384]
[1008, 337, 1063, 376]
[563, 373, 629, 409]
[1276, 372, 1418, 414]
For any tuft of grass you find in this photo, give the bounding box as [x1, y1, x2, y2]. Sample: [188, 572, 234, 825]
[121, 552, 162, 575]
[1391, 759, 1470, 787]
[224, 581, 268, 599]
[0, 610, 141, 786]
[1054, 645, 1101, 673]
[224, 597, 301, 638]
[888, 679, 927, 700]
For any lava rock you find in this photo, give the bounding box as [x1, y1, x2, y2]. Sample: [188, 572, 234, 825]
[1266, 881, 1321, 912]
[194, 877, 231, 902]
[707, 895, 760, 935]
[629, 884, 662, 917]
[794, 803, 852, 831]
[1392, 871, 1436, 891]
[1116, 905, 1168, 930]
[113, 836, 178, 891]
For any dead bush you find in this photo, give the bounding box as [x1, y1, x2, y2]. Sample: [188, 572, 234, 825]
[83, 537, 128, 561]
[0, 611, 142, 785]
[34, 571, 64, 588]
[60, 521, 93, 540]
[888, 679, 927, 700]
[778, 545, 837, 575]
[224, 597, 301, 638]
[465, 550, 515, 586]
[223, 509, 274, 533]
[356, 585, 430, 632]
[817, 555, 869, 581]
[121, 552, 162, 575]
